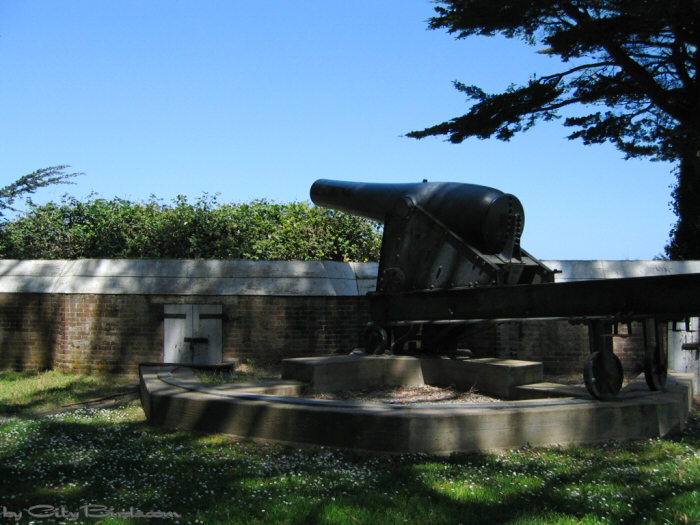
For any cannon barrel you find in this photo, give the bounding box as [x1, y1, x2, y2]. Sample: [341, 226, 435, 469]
[310, 179, 524, 255]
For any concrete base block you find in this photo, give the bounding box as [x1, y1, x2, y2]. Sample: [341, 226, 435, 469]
[282, 355, 542, 399]
[282, 355, 424, 394]
[419, 357, 543, 399]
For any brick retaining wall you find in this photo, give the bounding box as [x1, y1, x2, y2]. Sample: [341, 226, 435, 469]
[460, 320, 650, 376]
[0, 293, 369, 375]
[0, 291, 650, 377]
[0, 259, 696, 377]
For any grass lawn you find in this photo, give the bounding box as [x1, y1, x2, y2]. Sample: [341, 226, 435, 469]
[0, 371, 699, 525]
[0, 371, 138, 415]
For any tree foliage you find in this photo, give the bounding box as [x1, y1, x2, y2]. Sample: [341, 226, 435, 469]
[408, 1, 699, 258]
[0, 166, 81, 217]
[0, 194, 382, 262]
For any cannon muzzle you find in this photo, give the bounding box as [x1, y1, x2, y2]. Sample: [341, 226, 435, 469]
[310, 179, 524, 255]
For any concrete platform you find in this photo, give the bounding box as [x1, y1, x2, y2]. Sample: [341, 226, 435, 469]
[139, 356, 695, 454]
[281, 355, 543, 399]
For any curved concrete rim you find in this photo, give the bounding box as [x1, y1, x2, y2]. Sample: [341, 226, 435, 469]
[140, 365, 695, 454]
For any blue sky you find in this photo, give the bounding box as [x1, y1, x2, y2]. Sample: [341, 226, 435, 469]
[1, 0, 676, 260]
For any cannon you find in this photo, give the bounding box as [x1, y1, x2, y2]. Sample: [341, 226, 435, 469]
[311, 179, 555, 290]
[311, 179, 700, 401]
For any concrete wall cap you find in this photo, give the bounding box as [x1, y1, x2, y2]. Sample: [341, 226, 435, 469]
[544, 260, 700, 281]
[0, 259, 699, 296]
[0, 259, 374, 296]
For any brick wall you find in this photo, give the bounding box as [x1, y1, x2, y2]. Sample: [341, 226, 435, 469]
[0, 293, 370, 375]
[0, 259, 687, 378]
[461, 319, 650, 377]
[0, 291, 655, 377]
[220, 295, 370, 362]
[0, 293, 60, 371]
[56, 294, 164, 374]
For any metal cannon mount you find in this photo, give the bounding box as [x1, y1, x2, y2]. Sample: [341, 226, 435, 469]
[311, 179, 700, 401]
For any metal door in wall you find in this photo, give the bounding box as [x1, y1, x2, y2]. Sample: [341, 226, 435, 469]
[668, 318, 700, 386]
[164, 305, 223, 365]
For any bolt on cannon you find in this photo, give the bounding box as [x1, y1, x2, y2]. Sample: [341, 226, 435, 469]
[311, 179, 700, 401]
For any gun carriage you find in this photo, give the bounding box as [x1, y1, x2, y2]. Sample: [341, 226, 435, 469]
[311, 179, 700, 401]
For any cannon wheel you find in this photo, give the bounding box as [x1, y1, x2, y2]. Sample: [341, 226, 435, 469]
[364, 323, 389, 355]
[644, 345, 668, 391]
[643, 319, 668, 391]
[584, 351, 623, 401]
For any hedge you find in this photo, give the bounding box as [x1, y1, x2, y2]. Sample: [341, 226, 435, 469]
[0, 194, 382, 262]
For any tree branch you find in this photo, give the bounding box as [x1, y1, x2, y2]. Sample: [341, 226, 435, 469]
[0, 166, 82, 215]
[559, 1, 686, 121]
[538, 61, 619, 83]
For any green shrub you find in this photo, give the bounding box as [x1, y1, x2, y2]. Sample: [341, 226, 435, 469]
[0, 194, 382, 261]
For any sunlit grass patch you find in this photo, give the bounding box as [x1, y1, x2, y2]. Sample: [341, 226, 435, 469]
[0, 370, 137, 414]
